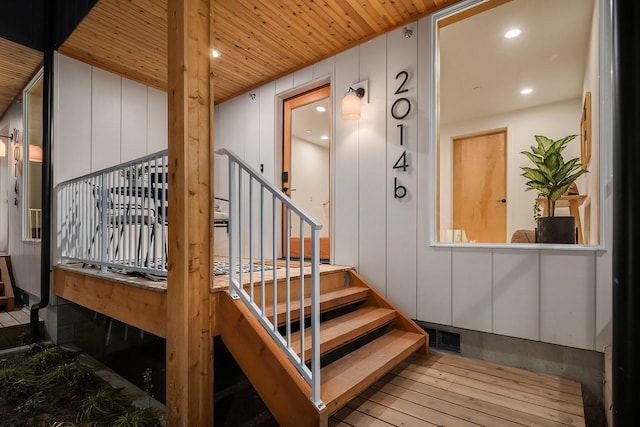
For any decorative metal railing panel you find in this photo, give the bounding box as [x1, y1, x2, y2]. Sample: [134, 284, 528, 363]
[58, 151, 169, 277]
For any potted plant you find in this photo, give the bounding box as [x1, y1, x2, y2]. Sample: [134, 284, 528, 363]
[521, 134, 587, 243]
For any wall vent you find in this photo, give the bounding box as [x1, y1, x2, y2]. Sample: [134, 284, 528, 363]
[422, 327, 461, 353]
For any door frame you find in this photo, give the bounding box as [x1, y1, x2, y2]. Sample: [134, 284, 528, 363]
[278, 80, 332, 261]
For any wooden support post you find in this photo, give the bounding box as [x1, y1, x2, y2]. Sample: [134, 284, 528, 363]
[166, 0, 214, 425]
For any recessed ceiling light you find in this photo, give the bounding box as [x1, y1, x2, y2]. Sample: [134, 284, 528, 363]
[504, 29, 521, 39]
[212, 49, 221, 58]
[316, 106, 327, 112]
[320, 135, 329, 140]
[305, 129, 312, 134]
[520, 87, 533, 95]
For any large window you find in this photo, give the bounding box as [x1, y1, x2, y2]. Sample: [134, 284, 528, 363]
[432, 0, 607, 247]
[23, 71, 43, 241]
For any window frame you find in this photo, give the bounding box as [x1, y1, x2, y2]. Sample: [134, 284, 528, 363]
[22, 68, 44, 242]
[428, 0, 612, 251]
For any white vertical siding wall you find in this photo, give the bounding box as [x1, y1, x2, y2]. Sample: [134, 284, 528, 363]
[53, 53, 168, 186]
[386, 27, 418, 317]
[333, 48, 360, 268]
[358, 37, 387, 296]
[91, 68, 122, 171]
[213, 14, 611, 351]
[121, 79, 148, 162]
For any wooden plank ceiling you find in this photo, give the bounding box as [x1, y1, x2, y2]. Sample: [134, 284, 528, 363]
[58, 0, 457, 103]
[0, 39, 43, 120]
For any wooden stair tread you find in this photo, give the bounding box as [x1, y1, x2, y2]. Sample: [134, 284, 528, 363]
[290, 306, 396, 362]
[265, 286, 370, 326]
[321, 329, 426, 415]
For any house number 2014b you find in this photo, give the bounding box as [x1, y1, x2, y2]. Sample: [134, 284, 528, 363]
[392, 71, 411, 199]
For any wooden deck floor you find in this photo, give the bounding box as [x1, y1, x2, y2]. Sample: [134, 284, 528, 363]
[212, 259, 349, 291]
[331, 351, 585, 427]
[0, 307, 43, 349]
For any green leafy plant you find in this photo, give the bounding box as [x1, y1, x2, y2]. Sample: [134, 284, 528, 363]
[113, 408, 162, 427]
[43, 362, 99, 389]
[76, 388, 129, 422]
[14, 391, 45, 418]
[521, 134, 587, 217]
[121, 165, 149, 181]
[533, 199, 542, 221]
[29, 347, 71, 374]
[0, 367, 36, 401]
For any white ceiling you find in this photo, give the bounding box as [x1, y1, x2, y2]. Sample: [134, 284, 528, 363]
[439, 0, 595, 125]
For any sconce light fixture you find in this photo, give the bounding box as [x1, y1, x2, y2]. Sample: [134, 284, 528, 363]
[28, 144, 43, 162]
[341, 86, 366, 120]
[0, 131, 15, 158]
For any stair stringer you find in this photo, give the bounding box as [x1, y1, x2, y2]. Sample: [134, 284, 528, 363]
[219, 292, 328, 427]
[347, 270, 429, 354]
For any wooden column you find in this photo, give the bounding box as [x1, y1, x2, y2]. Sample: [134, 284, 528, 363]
[166, 0, 214, 425]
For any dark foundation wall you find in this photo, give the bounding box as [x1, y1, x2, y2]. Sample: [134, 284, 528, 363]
[49, 299, 161, 358]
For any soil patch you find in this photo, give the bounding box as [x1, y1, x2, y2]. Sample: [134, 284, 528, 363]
[0, 344, 162, 426]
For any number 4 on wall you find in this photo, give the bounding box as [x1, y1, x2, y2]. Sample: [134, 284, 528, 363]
[393, 150, 409, 172]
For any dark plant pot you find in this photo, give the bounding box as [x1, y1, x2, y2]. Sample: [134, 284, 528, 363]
[536, 216, 576, 244]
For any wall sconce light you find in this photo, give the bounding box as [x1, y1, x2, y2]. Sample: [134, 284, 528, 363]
[0, 131, 14, 157]
[28, 144, 43, 162]
[341, 82, 368, 120]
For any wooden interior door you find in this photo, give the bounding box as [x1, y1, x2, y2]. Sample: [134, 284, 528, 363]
[283, 85, 331, 260]
[453, 131, 507, 243]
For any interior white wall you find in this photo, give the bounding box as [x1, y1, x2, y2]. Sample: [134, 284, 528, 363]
[290, 136, 329, 238]
[0, 102, 41, 298]
[439, 98, 582, 240]
[213, 10, 612, 351]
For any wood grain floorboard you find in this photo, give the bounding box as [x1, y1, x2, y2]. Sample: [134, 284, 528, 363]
[330, 350, 585, 426]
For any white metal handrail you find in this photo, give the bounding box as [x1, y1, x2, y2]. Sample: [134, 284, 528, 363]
[57, 150, 169, 277]
[216, 148, 325, 410]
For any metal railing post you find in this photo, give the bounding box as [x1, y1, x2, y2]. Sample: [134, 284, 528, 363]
[310, 227, 323, 409]
[228, 160, 239, 299]
[100, 173, 109, 273]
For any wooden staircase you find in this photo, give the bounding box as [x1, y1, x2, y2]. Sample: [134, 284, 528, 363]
[0, 255, 16, 312]
[219, 267, 428, 426]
